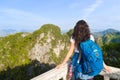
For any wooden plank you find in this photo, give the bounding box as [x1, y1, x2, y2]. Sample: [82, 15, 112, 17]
[31, 62, 120, 80]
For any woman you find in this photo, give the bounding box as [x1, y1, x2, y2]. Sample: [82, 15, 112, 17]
[56, 20, 111, 80]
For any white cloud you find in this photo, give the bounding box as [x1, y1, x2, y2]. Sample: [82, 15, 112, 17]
[69, 2, 80, 9]
[82, 0, 103, 19]
[2, 8, 52, 22]
[0, 8, 53, 29]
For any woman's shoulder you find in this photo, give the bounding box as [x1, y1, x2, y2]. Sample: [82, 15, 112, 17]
[70, 36, 75, 43]
[90, 34, 95, 41]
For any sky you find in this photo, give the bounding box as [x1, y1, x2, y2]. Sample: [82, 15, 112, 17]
[0, 0, 120, 32]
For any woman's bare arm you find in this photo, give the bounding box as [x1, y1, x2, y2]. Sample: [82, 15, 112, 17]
[56, 42, 75, 69]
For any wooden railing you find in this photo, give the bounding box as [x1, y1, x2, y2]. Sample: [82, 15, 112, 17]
[31, 63, 120, 80]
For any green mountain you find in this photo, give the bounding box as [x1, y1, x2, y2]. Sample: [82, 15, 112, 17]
[95, 31, 120, 46]
[93, 28, 120, 38]
[0, 24, 70, 80]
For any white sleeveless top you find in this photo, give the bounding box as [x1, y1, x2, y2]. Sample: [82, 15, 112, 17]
[70, 35, 95, 53]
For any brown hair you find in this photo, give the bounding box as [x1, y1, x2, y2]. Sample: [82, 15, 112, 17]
[72, 20, 90, 49]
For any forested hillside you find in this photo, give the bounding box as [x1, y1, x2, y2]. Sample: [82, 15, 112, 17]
[0, 24, 70, 80]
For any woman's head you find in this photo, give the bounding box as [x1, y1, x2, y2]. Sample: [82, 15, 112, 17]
[72, 20, 90, 49]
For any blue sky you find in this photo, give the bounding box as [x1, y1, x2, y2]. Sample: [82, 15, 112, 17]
[0, 0, 120, 32]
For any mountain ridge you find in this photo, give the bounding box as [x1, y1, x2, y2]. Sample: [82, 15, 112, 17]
[92, 28, 120, 38]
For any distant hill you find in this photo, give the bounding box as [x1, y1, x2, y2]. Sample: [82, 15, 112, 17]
[102, 31, 120, 43]
[92, 28, 120, 38]
[93, 28, 120, 47]
[102, 28, 120, 34]
[0, 29, 33, 37]
[0, 29, 17, 37]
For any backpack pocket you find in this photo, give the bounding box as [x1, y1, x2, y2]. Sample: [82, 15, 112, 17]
[76, 64, 82, 72]
[82, 61, 92, 74]
[88, 51, 98, 62]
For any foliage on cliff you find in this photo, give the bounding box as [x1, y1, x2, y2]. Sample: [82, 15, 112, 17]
[0, 24, 70, 80]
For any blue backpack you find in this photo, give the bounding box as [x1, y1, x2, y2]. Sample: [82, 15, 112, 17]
[77, 39, 103, 76]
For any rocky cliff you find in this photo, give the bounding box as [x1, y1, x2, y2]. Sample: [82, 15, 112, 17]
[28, 24, 69, 64]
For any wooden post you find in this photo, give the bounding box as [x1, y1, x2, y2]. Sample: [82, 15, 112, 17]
[104, 75, 110, 80]
[63, 76, 66, 80]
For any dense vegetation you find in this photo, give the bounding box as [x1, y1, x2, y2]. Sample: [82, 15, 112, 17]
[102, 43, 120, 67]
[0, 32, 31, 70]
[0, 24, 70, 80]
[95, 32, 120, 68]
[0, 24, 120, 80]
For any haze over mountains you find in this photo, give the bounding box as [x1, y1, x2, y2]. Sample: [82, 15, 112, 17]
[0, 28, 120, 37]
[0, 29, 33, 37]
[92, 28, 120, 38]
